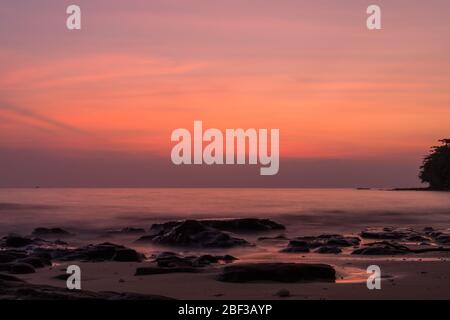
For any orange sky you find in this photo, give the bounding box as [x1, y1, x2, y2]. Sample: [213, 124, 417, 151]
[0, 1, 449, 186]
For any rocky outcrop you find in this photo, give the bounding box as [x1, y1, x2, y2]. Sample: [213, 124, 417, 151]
[352, 241, 411, 255]
[200, 218, 285, 232]
[281, 234, 360, 253]
[56, 243, 145, 262]
[135, 252, 237, 276]
[137, 220, 249, 248]
[217, 263, 336, 283]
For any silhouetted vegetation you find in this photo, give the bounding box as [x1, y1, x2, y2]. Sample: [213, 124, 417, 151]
[419, 139, 450, 190]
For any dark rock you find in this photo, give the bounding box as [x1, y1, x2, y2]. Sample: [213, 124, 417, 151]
[16, 257, 51, 268]
[406, 235, 430, 242]
[153, 252, 237, 268]
[293, 235, 360, 249]
[135, 266, 199, 276]
[9, 263, 36, 274]
[325, 236, 360, 247]
[217, 263, 336, 283]
[32, 228, 71, 237]
[274, 289, 291, 298]
[112, 249, 145, 262]
[258, 234, 288, 241]
[0, 273, 25, 282]
[360, 227, 412, 240]
[2, 235, 34, 248]
[352, 241, 411, 255]
[138, 220, 249, 248]
[281, 240, 310, 253]
[106, 227, 146, 235]
[435, 234, 450, 244]
[315, 246, 342, 254]
[0, 279, 174, 300]
[51, 242, 145, 263]
[0, 254, 16, 263]
[200, 218, 285, 232]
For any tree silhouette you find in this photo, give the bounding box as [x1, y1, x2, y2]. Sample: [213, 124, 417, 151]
[419, 139, 450, 190]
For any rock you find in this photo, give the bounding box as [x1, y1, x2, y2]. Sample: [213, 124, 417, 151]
[112, 249, 145, 262]
[0, 273, 25, 282]
[406, 235, 429, 242]
[1, 235, 34, 248]
[258, 234, 288, 241]
[9, 263, 36, 274]
[360, 227, 412, 240]
[292, 234, 360, 249]
[315, 246, 342, 254]
[135, 266, 199, 276]
[53, 242, 145, 263]
[16, 257, 51, 268]
[274, 289, 291, 298]
[435, 234, 450, 244]
[325, 236, 360, 247]
[352, 241, 411, 255]
[281, 240, 310, 253]
[32, 228, 71, 237]
[138, 220, 249, 248]
[217, 263, 336, 283]
[153, 252, 237, 268]
[200, 218, 285, 232]
[106, 227, 146, 235]
[0, 254, 16, 263]
[0, 279, 174, 300]
[149, 219, 284, 234]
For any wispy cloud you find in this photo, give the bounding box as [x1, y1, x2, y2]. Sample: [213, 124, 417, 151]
[0, 101, 87, 135]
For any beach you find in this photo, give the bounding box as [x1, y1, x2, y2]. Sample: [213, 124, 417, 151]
[1, 188, 450, 300]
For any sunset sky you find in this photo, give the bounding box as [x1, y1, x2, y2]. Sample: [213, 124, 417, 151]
[1, 0, 449, 187]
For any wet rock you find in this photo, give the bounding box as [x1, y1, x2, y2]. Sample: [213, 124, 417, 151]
[274, 289, 291, 298]
[352, 241, 411, 255]
[281, 240, 310, 253]
[16, 257, 51, 268]
[406, 235, 430, 242]
[112, 249, 145, 262]
[315, 246, 342, 254]
[435, 234, 450, 244]
[0, 273, 25, 282]
[138, 220, 249, 248]
[200, 218, 285, 232]
[32, 228, 71, 237]
[325, 236, 360, 247]
[54, 242, 145, 263]
[360, 227, 412, 240]
[153, 252, 237, 268]
[1, 235, 34, 248]
[9, 263, 36, 274]
[258, 234, 288, 241]
[0, 254, 17, 263]
[217, 263, 336, 283]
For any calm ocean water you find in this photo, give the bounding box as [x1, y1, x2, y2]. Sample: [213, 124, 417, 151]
[0, 188, 449, 237]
